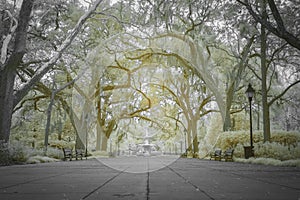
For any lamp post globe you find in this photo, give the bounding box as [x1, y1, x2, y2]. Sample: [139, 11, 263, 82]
[246, 83, 255, 101]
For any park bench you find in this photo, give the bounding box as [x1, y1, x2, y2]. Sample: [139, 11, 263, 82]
[210, 149, 222, 161]
[75, 149, 85, 160]
[223, 148, 234, 162]
[63, 148, 73, 161]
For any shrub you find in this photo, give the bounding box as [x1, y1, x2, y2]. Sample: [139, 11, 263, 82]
[235, 157, 300, 167]
[0, 140, 10, 165]
[90, 150, 109, 157]
[2, 141, 63, 164]
[48, 139, 74, 149]
[8, 141, 32, 163]
[46, 147, 64, 159]
[26, 156, 59, 164]
[207, 130, 300, 161]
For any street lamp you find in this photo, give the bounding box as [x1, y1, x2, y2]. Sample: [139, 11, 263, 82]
[245, 83, 255, 158]
[85, 114, 89, 159]
[184, 128, 187, 155]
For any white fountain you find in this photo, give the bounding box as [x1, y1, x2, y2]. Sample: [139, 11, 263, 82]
[136, 128, 157, 156]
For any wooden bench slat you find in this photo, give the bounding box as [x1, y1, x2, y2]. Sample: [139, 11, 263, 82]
[62, 148, 86, 161]
[223, 148, 234, 162]
[63, 148, 73, 161]
[210, 148, 234, 162]
[210, 149, 222, 161]
[75, 149, 85, 160]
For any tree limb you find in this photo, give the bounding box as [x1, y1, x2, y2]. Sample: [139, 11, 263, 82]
[0, 10, 18, 65]
[267, 0, 285, 34]
[268, 80, 300, 106]
[237, 0, 300, 50]
[13, 0, 104, 107]
[1, 0, 34, 70]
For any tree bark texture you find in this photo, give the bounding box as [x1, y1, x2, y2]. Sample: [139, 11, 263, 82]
[44, 84, 56, 153]
[0, 0, 34, 143]
[101, 134, 108, 151]
[0, 67, 16, 142]
[223, 87, 233, 131]
[261, 0, 271, 142]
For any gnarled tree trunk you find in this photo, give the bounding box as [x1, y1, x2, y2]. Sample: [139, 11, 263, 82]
[0, 0, 34, 143]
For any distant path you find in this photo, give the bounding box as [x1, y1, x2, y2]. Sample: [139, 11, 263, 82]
[0, 157, 299, 200]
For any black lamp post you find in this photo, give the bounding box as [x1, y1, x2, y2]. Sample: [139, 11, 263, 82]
[85, 129, 88, 159]
[85, 114, 88, 159]
[245, 83, 255, 158]
[184, 128, 187, 155]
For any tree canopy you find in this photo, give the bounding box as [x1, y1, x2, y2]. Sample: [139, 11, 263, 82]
[0, 0, 299, 160]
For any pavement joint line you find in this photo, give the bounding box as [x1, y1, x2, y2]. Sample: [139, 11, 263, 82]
[147, 158, 150, 200]
[196, 160, 300, 191]
[1, 158, 299, 199]
[167, 165, 216, 200]
[80, 167, 129, 200]
[147, 171, 150, 200]
[229, 171, 300, 191]
[0, 173, 71, 190]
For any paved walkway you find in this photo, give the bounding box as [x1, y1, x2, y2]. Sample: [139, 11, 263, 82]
[0, 156, 299, 200]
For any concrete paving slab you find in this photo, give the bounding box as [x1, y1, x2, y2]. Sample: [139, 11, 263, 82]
[0, 157, 299, 200]
[168, 159, 300, 200]
[87, 172, 147, 200]
[150, 167, 213, 200]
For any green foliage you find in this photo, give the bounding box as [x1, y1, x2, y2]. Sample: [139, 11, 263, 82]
[186, 150, 194, 158]
[48, 139, 74, 149]
[46, 147, 64, 159]
[26, 156, 59, 164]
[232, 112, 249, 131]
[235, 158, 300, 167]
[1, 140, 65, 165]
[8, 141, 33, 163]
[254, 141, 300, 161]
[67, 4, 84, 24]
[90, 150, 109, 158]
[0, 141, 10, 165]
[212, 130, 300, 161]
